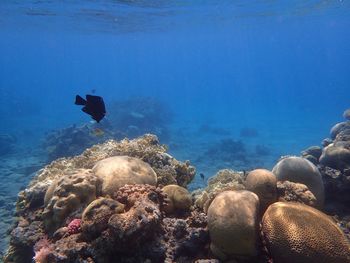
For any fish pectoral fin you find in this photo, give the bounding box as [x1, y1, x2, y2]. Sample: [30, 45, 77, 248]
[75, 95, 87, 105]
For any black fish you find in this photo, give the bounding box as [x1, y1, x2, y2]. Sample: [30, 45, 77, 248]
[75, 94, 106, 123]
[200, 173, 205, 180]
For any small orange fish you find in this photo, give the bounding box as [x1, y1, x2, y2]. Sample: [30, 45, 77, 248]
[91, 128, 105, 137]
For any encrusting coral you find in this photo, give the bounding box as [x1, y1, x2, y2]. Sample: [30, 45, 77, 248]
[272, 156, 325, 208]
[277, 181, 317, 207]
[81, 197, 125, 239]
[261, 202, 350, 263]
[194, 169, 245, 213]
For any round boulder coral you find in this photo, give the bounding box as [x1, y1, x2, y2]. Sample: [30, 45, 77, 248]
[244, 169, 277, 213]
[262, 202, 350, 263]
[272, 156, 324, 208]
[330, 122, 349, 139]
[207, 190, 260, 260]
[162, 184, 192, 214]
[43, 169, 102, 232]
[92, 156, 157, 196]
[319, 143, 350, 171]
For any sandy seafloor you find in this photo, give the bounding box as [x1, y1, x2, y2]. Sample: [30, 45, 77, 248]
[0, 117, 330, 254]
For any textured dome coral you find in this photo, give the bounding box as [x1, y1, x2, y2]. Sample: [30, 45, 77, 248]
[43, 169, 102, 232]
[262, 202, 350, 263]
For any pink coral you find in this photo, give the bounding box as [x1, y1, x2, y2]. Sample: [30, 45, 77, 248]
[67, 218, 82, 235]
[33, 237, 53, 263]
[33, 247, 52, 263]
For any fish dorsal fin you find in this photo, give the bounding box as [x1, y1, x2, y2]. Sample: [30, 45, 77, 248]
[75, 95, 87, 105]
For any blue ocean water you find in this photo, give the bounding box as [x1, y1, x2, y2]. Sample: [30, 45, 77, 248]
[0, 0, 349, 253]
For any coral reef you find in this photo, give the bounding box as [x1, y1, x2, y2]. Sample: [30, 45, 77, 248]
[297, 110, 350, 214]
[4, 134, 204, 263]
[277, 181, 317, 207]
[344, 108, 350, 120]
[207, 190, 260, 260]
[244, 169, 277, 213]
[194, 169, 245, 213]
[319, 115, 350, 172]
[81, 197, 125, 239]
[272, 156, 324, 208]
[301, 145, 322, 165]
[18, 134, 195, 213]
[5, 107, 350, 263]
[43, 169, 102, 232]
[261, 202, 350, 263]
[319, 165, 350, 214]
[320, 142, 350, 170]
[92, 156, 157, 196]
[162, 184, 192, 214]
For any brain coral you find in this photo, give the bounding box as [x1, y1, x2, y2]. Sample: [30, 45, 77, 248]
[272, 156, 324, 208]
[207, 190, 260, 260]
[162, 184, 192, 214]
[244, 169, 277, 213]
[262, 202, 350, 263]
[92, 156, 157, 196]
[43, 169, 102, 232]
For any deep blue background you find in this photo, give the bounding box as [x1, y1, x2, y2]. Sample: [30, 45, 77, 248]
[0, 0, 349, 166]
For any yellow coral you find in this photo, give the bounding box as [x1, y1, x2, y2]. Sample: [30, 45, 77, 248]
[262, 202, 350, 263]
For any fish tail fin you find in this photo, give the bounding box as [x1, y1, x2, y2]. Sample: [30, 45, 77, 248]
[75, 95, 86, 105]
